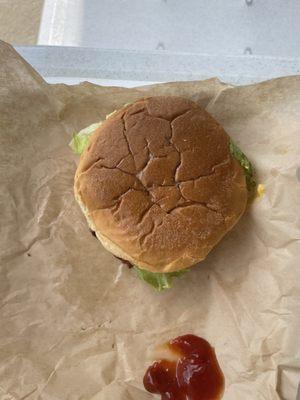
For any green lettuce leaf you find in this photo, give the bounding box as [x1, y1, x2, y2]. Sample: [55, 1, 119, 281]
[134, 266, 189, 291]
[69, 122, 102, 155]
[229, 140, 256, 190]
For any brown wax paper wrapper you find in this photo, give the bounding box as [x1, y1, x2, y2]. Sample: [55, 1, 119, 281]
[0, 41, 300, 400]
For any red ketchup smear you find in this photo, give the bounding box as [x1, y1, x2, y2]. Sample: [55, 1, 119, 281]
[143, 334, 224, 400]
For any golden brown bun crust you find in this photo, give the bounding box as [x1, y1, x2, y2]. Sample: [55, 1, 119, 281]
[74, 96, 247, 272]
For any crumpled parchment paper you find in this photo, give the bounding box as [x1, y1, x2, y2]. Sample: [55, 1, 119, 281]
[0, 41, 299, 400]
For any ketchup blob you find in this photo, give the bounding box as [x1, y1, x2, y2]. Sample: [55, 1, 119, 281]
[143, 334, 224, 400]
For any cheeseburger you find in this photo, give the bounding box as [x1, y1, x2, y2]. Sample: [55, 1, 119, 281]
[72, 96, 255, 290]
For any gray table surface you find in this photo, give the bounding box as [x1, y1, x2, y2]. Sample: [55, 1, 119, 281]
[16, 45, 300, 86]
